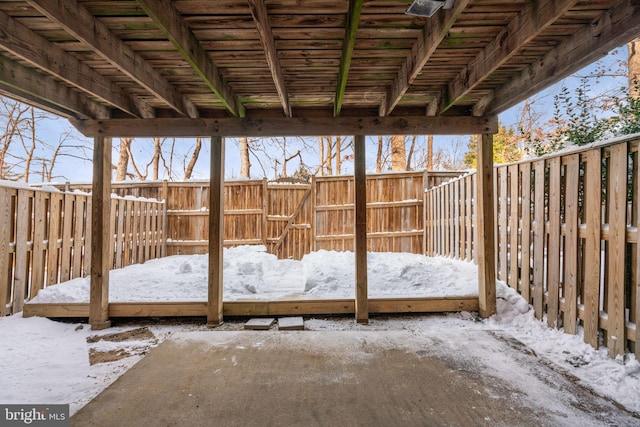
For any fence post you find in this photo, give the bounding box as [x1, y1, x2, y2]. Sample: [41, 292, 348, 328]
[161, 180, 169, 257]
[311, 175, 317, 252]
[261, 178, 268, 247]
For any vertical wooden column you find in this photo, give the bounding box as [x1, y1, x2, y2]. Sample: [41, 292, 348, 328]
[354, 134, 368, 324]
[90, 136, 112, 330]
[207, 136, 225, 326]
[476, 133, 497, 317]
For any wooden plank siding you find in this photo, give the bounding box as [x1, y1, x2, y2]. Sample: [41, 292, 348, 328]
[424, 135, 640, 356]
[0, 184, 165, 315]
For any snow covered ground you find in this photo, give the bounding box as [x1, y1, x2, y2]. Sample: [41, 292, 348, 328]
[30, 246, 479, 302]
[2, 248, 640, 420]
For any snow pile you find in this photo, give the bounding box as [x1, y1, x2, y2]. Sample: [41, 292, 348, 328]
[302, 250, 478, 298]
[492, 281, 532, 323]
[31, 247, 479, 303]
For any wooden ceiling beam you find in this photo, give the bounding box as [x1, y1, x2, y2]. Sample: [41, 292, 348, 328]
[248, 0, 291, 118]
[69, 115, 498, 138]
[137, 0, 243, 117]
[380, 0, 470, 117]
[334, 0, 363, 117]
[0, 54, 107, 119]
[0, 10, 150, 118]
[26, 0, 198, 118]
[441, 0, 579, 114]
[476, 0, 640, 116]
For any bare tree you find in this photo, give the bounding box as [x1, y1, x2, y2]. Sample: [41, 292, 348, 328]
[183, 137, 203, 180]
[390, 135, 406, 171]
[376, 135, 384, 173]
[0, 98, 91, 182]
[115, 137, 132, 181]
[406, 135, 417, 171]
[629, 37, 640, 97]
[239, 136, 251, 177]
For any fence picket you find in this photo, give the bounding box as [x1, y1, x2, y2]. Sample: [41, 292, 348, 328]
[47, 193, 62, 286]
[547, 157, 561, 329]
[583, 149, 602, 348]
[520, 163, 531, 303]
[31, 192, 47, 299]
[12, 190, 31, 314]
[532, 161, 546, 319]
[509, 164, 519, 291]
[0, 188, 11, 316]
[60, 194, 74, 282]
[607, 144, 628, 358]
[499, 167, 508, 281]
[563, 154, 580, 334]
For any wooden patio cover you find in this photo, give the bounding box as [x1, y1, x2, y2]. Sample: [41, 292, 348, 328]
[1, 0, 639, 329]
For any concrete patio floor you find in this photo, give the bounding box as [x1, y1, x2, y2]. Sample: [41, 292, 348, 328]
[71, 330, 639, 427]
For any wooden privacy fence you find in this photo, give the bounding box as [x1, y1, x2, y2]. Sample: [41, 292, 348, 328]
[425, 135, 640, 358]
[0, 184, 165, 315]
[67, 171, 462, 260]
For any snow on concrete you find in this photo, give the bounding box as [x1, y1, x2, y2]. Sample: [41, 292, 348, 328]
[2, 249, 640, 420]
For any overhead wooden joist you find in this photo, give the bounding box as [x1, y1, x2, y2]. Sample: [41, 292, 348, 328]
[0, 10, 146, 118]
[475, 0, 640, 116]
[0, 55, 107, 119]
[137, 0, 243, 117]
[26, 0, 198, 118]
[380, 0, 470, 117]
[70, 115, 498, 138]
[334, 0, 363, 117]
[248, 0, 291, 117]
[441, 0, 579, 113]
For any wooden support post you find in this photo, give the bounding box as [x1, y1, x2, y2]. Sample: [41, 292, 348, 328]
[354, 134, 368, 324]
[207, 136, 225, 326]
[476, 133, 497, 318]
[90, 136, 112, 330]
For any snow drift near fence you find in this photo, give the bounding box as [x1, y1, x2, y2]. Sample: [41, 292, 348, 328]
[31, 246, 479, 303]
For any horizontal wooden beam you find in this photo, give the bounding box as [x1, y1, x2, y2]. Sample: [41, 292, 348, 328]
[382, 0, 469, 116]
[248, 0, 291, 117]
[22, 297, 479, 318]
[0, 10, 145, 118]
[334, 0, 363, 117]
[137, 0, 241, 117]
[27, 0, 198, 118]
[0, 54, 107, 119]
[476, 0, 640, 116]
[442, 0, 578, 113]
[70, 115, 498, 137]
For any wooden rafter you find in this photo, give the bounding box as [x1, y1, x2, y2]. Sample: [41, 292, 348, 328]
[137, 0, 242, 117]
[475, 0, 640, 116]
[441, 0, 579, 113]
[380, 0, 470, 117]
[248, 0, 291, 117]
[70, 115, 498, 138]
[334, 0, 363, 117]
[0, 54, 107, 119]
[0, 10, 147, 118]
[26, 0, 198, 118]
